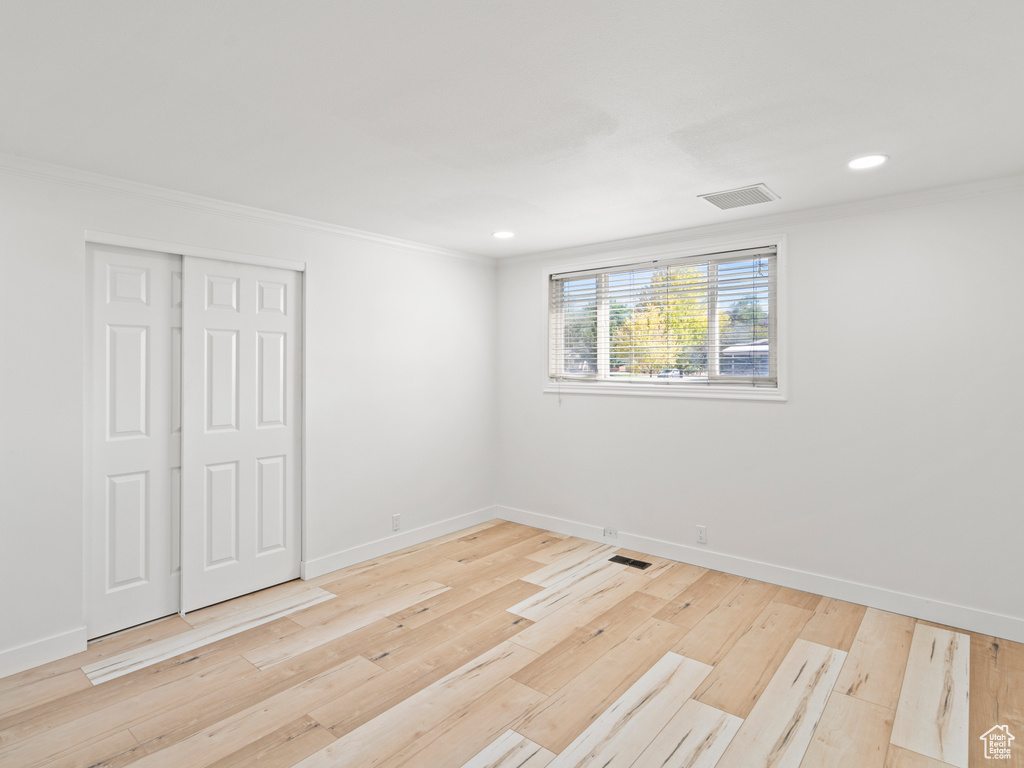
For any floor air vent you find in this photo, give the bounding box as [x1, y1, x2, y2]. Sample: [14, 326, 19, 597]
[698, 183, 780, 210]
[609, 555, 652, 570]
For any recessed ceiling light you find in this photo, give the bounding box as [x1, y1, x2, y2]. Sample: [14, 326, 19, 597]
[848, 154, 889, 170]
[492, 231, 515, 239]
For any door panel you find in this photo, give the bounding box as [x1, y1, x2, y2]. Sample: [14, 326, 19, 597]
[107, 324, 148, 437]
[106, 471, 147, 587]
[87, 246, 180, 638]
[181, 257, 301, 612]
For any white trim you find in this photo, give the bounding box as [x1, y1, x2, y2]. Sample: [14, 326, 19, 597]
[0, 152, 491, 265]
[545, 234, 787, 401]
[84, 230, 306, 272]
[543, 233, 787, 278]
[543, 380, 787, 401]
[502, 173, 1024, 266]
[299, 506, 497, 580]
[494, 505, 1024, 644]
[0, 626, 87, 680]
[300, 264, 310, 580]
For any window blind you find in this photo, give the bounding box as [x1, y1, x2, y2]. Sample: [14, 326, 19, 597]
[549, 246, 777, 387]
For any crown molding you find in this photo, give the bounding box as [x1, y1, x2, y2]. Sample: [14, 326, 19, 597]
[499, 173, 1024, 267]
[0, 152, 495, 266]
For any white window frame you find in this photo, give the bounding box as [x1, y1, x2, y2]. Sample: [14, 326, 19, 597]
[544, 235, 787, 401]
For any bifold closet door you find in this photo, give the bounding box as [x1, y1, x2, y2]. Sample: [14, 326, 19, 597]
[180, 257, 302, 613]
[86, 245, 181, 639]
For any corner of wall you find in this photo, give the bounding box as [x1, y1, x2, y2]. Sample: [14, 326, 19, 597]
[494, 505, 1024, 644]
[301, 505, 498, 580]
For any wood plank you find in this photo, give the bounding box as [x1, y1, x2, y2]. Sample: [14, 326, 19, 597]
[799, 692, 894, 768]
[242, 581, 449, 668]
[82, 588, 335, 684]
[654, 569, 745, 629]
[387, 558, 543, 628]
[889, 624, 970, 768]
[0, 617, 301, 747]
[310, 612, 534, 736]
[672, 578, 781, 665]
[508, 569, 650, 654]
[545, 651, 712, 767]
[969, 633, 1024, 768]
[983, 634, 1024, 671]
[314, 546, 465, 599]
[128, 618, 398, 751]
[242, 613, 400, 671]
[0, 614, 192, 696]
[34, 728, 142, 768]
[694, 600, 814, 718]
[0, 656, 258, 767]
[0, 618, 301, 753]
[799, 597, 867, 651]
[182, 578, 316, 627]
[520, 546, 618, 588]
[512, 592, 667, 695]
[0, 668, 91, 719]
[298, 640, 539, 768]
[509, 561, 625, 622]
[432, 523, 551, 564]
[204, 715, 336, 768]
[631, 698, 742, 768]
[125, 655, 383, 768]
[637, 561, 707, 600]
[7, 522, 1020, 768]
[515, 618, 686, 754]
[376, 679, 547, 768]
[834, 608, 916, 710]
[499, 532, 573, 560]
[304, 563, 464, 623]
[458, 730, 554, 768]
[715, 638, 847, 768]
[774, 586, 823, 611]
[884, 744, 961, 768]
[367, 580, 542, 670]
[524, 537, 606, 565]
[301, 521, 497, 588]
[435, 551, 534, 591]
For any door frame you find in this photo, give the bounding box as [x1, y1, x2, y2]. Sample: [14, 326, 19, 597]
[83, 230, 308, 625]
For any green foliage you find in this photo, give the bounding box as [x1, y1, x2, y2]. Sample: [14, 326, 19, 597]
[557, 264, 769, 378]
[610, 266, 709, 375]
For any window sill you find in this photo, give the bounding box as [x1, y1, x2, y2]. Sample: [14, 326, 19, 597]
[544, 379, 787, 402]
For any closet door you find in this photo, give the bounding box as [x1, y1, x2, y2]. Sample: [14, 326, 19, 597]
[86, 245, 181, 638]
[180, 257, 302, 612]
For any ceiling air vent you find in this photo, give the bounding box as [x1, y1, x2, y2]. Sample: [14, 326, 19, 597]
[698, 183, 780, 210]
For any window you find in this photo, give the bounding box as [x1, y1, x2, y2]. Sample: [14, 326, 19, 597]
[547, 243, 782, 398]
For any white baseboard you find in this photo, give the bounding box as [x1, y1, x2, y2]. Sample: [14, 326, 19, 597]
[0, 626, 87, 680]
[300, 506, 498, 580]
[495, 505, 1024, 644]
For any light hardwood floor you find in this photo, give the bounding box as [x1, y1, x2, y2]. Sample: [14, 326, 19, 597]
[1, 521, 1022, 767]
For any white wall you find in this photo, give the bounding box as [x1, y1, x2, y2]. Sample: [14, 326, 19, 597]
[496, 182, 1024, 641]
[0, 160, 497, 676]
[3, 156, 1022, 676]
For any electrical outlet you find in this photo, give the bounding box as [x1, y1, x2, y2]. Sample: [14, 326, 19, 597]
[603, 528, 618, 540]
[392, 514, 401, 532]
[696, 525, 707, 545]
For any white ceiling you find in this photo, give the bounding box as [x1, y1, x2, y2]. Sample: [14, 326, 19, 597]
[2, 1, 1022, 257]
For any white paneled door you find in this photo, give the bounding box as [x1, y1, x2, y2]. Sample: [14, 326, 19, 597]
[86, 246, 302, 636]
[86, 246, 181, 638]
[180, 257, 302, 613]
